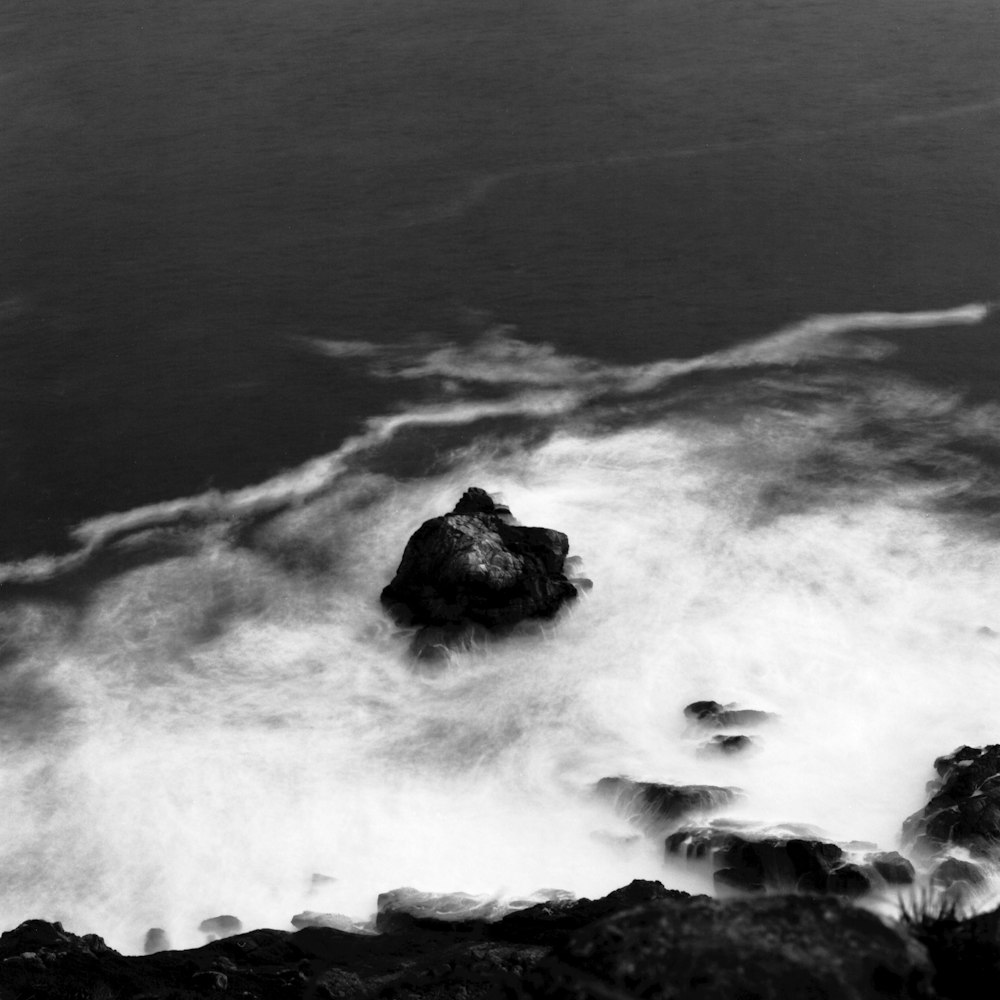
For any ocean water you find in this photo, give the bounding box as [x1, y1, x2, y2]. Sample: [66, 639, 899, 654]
[2, 0, 1000, 954]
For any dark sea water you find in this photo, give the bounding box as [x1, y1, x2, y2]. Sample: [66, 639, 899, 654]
[2, 0, 1000, 954]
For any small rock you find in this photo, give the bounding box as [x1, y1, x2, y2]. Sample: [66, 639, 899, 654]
[699, 734, 756, 755]
[684, 700, 776, 729]
[199, 915, 243, 940]
[867, 852, 916, 885]
[931, 857, 987, 888]
[144, 927, 171, 954]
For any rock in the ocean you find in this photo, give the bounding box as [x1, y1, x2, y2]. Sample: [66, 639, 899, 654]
[380, 488, 581, 651]
[902, 744, 1000, 859]
[199, 914, 243, 940]
[507, 894, 934, 999]
[143, 927, 171, 954]
[667, 826, 875, 897]
[684, 700, 776, 729]
[698, 734, 756, 756]
[867, 851, 916, 886]
[594, 776, 742, 831]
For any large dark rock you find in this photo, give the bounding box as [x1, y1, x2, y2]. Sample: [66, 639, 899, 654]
[380, 488, 581, 650]
[667, 825, 877, 897]
[902, 745, 1000, 858]
[594, 776, 742, 832]
[507, 895, 935, 999]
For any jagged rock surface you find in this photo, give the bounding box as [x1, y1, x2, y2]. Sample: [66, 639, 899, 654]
[380, 488, 580, 647]
[667, 826, 879, 897]
[902, 744, 1000, 859]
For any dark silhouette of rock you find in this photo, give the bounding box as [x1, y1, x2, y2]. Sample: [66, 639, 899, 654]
[699, 733, 756, 755]
[684, 699, 776, 728]
[667, 826, 875, 897]
[931, 857, 987, 888]
[199, 914, 243, 940]
[493, 880, 692, 945]
[902, 745, 1000, 858]
[594, 776, 741, 831]
[143, 926, 170, 954]
[507, 894, 935, 999]
[380, 488, 580, 653]
[868, 851, 916, 885]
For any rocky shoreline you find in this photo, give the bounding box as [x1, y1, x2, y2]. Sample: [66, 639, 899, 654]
[1, 872, 998, 999]
[4, 489, 999, 998]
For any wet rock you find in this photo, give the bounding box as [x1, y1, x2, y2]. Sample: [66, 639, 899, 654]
[667, 826, 870, 896]
[0, 920, 114, 959]
[199, 914, 243, 940]
[376, 887, 509, 933]
[699, 734, 756, 755]
[868, 851, 916, 885]
[931, 857, 988, 888]
[508, 894, 934, 999]
[825, 862, 876, 898]
[493, 880, 690, 946]
[143, 927, 171, 954]
[683, 699, 776, 729]
[380, 487, 580, 652]
[594, 776, 741, 831]
[291, 911, 364, 932]
[903, 745, 1000, 859]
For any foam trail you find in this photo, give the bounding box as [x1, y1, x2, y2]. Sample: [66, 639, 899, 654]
[3, 302, 991, 585]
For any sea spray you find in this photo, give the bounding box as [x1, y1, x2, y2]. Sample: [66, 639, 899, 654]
[2, 305, 1000, 952]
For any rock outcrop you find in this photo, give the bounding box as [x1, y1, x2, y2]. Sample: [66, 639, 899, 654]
[508, 894, 935, 1000]
[666, 825, 882, 897]
[902, 745, 1000, 860]
[595, 776, 742, 832]
[381, 488, 582, 653]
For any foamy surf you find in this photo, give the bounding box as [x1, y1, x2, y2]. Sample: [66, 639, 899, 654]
[1, 301, 999, 953]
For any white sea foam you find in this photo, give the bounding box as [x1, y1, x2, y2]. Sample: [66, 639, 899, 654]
[1, 303, 998, 951]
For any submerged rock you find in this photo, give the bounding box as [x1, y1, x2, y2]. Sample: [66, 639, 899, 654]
[380, 488, 581, 653]
[698, 733, 756, 756]
[594, 776, 742, 831]
[684, 700, 776, 729]
[667, 826, 877, 897]
[199, 914, 243, 940]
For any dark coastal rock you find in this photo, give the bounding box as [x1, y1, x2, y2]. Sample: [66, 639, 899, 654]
[380, 488, 580, 651]
[868, 851, 917, 885]
[902, 744, 1000, 858]
[143, 926, 171, 954]
[594, 776, 742, 831]
[376, 887, 510, 933]
[684, 699, 776, 729]
[507, 894, 935, 1000]
[931, 857, 987, 888]
[698, 734, 756, 756]
[199, 914, 243, 940]
[493, 880, 692, 945]
[667, 825, 875, 897]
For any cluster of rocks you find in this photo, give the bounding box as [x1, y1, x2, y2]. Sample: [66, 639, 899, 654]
[0, 883, 943, 1000]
